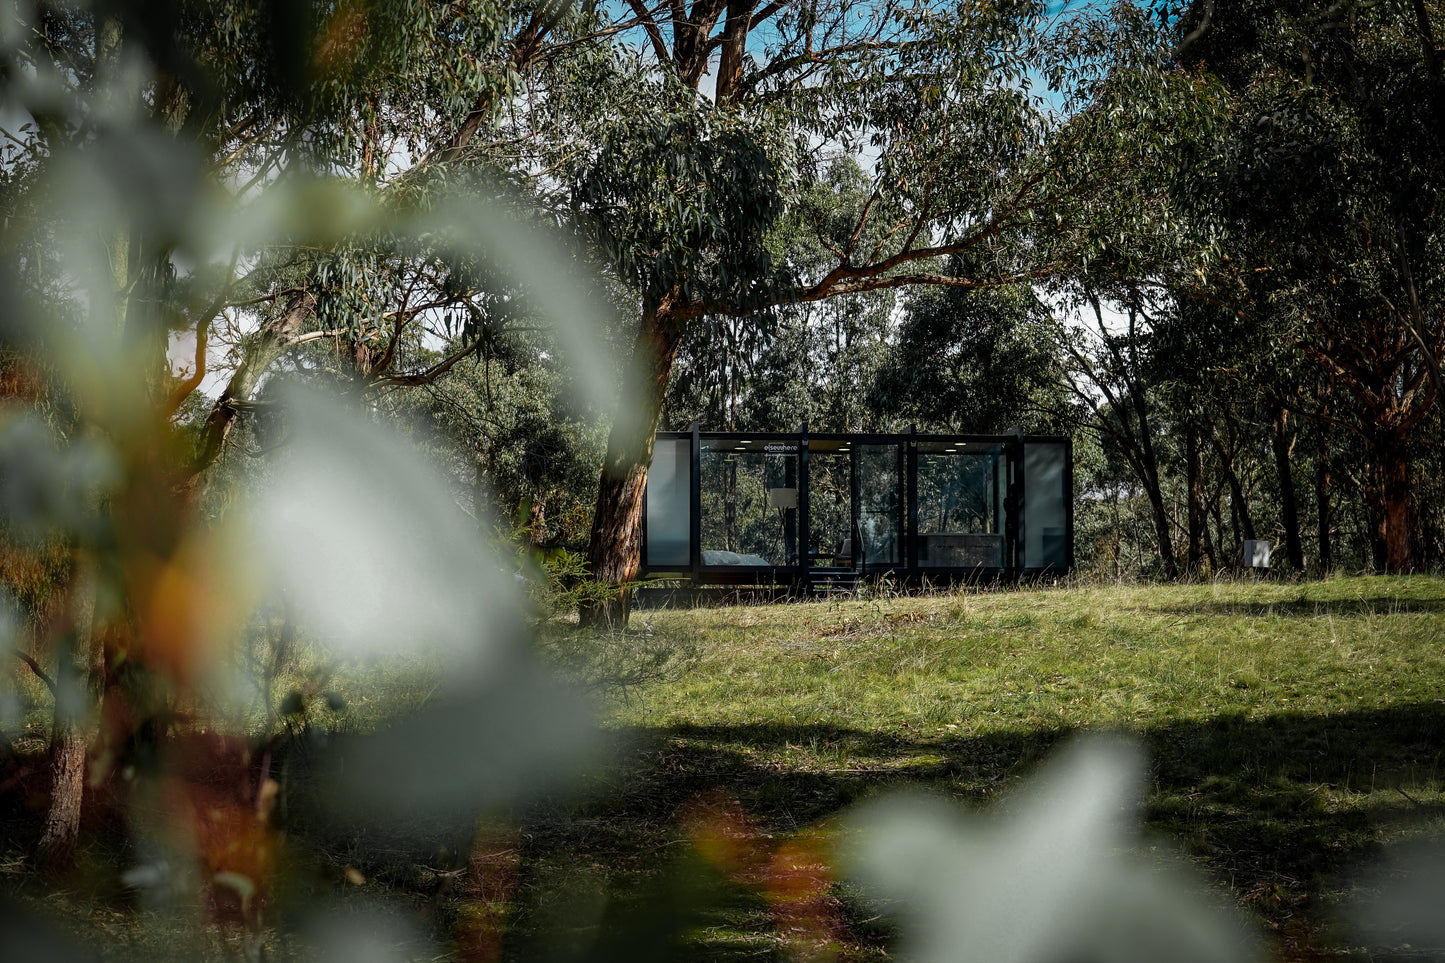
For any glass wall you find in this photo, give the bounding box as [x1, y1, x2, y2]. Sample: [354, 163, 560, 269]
[855, 443, 902, 567]
[916, 441, 1007, 570]
[644, 436, 691, 568]
[644, 431, 1070, 580]
[699, 439, 798, 567]
[807, 440, 853, 570]
[1023, 441, 1069, 570]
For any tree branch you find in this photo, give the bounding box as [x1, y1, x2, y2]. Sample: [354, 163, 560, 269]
[165, 316, 209, 416]
[371, 337, 486, 388]
[12, 649, 58, 699]
[1410, 0, 1439, 74]
[190, 291, 318, 479]
[624, 0, 672, 66]
[1173, 0, 1215, 63]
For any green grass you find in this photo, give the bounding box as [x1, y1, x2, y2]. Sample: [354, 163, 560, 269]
[575, 575, 1445, 960]
[5, 575, 1445, 961]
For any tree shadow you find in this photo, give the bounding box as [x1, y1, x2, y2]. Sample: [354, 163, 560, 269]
[1152, 596, 1445, 618]
[518, 702, 1445, 960]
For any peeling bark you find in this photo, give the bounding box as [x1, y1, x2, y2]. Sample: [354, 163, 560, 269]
[580, 302, 686, 627]
[1367, 437, 1416, 573]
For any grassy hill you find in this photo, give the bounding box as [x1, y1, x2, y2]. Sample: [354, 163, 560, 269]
[574, 575, 1445, 960]
[5, 575, 1444, 961]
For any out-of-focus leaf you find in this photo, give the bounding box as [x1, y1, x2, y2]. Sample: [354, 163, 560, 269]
[29, 138, 622, 429]
[413, 199, 627, 422]
[323, 660, 604, 842]
[0, 414, 120, 542]
[222, 177, 624, 418]
[254, 383, 519, 669]
[0, 3, 22, 48]
[1347, 837, 1445, 954]
[843, 736, 1258, 963]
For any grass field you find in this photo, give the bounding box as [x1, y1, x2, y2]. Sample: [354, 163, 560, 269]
[562, 574, 1445, 961]
[5, 574, 1445, 961]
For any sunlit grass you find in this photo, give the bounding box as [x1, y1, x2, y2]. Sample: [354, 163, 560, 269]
[620, 576, 1445, 735]
[6, 575, 1444, 960]
[597, 574, 1445, 958]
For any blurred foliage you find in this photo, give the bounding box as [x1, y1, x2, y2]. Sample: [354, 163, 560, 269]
[1, 1, 1443, 962]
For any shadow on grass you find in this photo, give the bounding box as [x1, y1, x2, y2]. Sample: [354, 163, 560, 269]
[530, 702, 1445, 959]
[12, 702, 1440, 961]
[1152, 596, 1445, 619]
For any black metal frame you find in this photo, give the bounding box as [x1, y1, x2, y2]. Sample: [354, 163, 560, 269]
[642, 424, 1072, 588]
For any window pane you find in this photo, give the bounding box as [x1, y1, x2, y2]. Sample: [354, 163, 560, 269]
[856, 444, 901, 566]
[1024, 442, 1068, 569]
[916, 444, 1007, 569]
[808, 450, 853, 569]
[645, 438, 691, 567]
[699, 445, 798, 567]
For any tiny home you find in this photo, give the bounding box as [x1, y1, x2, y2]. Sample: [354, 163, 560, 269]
[642, 426, 1071, 589]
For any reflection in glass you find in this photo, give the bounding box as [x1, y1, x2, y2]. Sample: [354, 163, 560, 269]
[644, 432, 1070, 580]
[856, 444, 901, 567]
[699, 445, 797, 566]
[917, 444, 1006, 569]
[808, 451, 852, 569]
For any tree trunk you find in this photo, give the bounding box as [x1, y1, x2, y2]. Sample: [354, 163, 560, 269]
[715, 1, 756, 103]
[1186, 425, 1205, 573]
[40, 15, 129, 858]
[1209, 423, 1256, 549]
[189, 291, 318, 482]
[581, 303, 686, 627]
[1145, 481, 1178, 580]
[1367, 439, 1415, 573]
[1270, 405, 1305, 570]
[1123, 355, 1176, 579]
[36, 568, 102, 866]
[38, 722, 88, 865]
[1316, 440, 1333, 573]
[1207, 476, 1227, 571]
[526, 496, 548, 548]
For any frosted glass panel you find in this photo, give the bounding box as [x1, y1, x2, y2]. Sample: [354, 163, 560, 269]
[1024, 442, 1068, 569]
[645, 438, 691, 567]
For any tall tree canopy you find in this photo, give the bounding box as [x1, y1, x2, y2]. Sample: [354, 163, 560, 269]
[549, 0, 1203, 617]
[1171, 0, 1445, 571]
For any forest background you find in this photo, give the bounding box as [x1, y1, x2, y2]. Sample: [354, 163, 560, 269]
[2, 0, 1435, 606]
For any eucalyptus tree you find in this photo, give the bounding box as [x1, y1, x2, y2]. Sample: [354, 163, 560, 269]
[1171, 0, 1445, 572]
[551, 0, 1215, 618]
[1057, 293, 1183, 577]
[0, 0, 627, 860]
[4, 0, 632, 494]
[871, 275, 1065, 434]
[663, 157, 897, 434]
